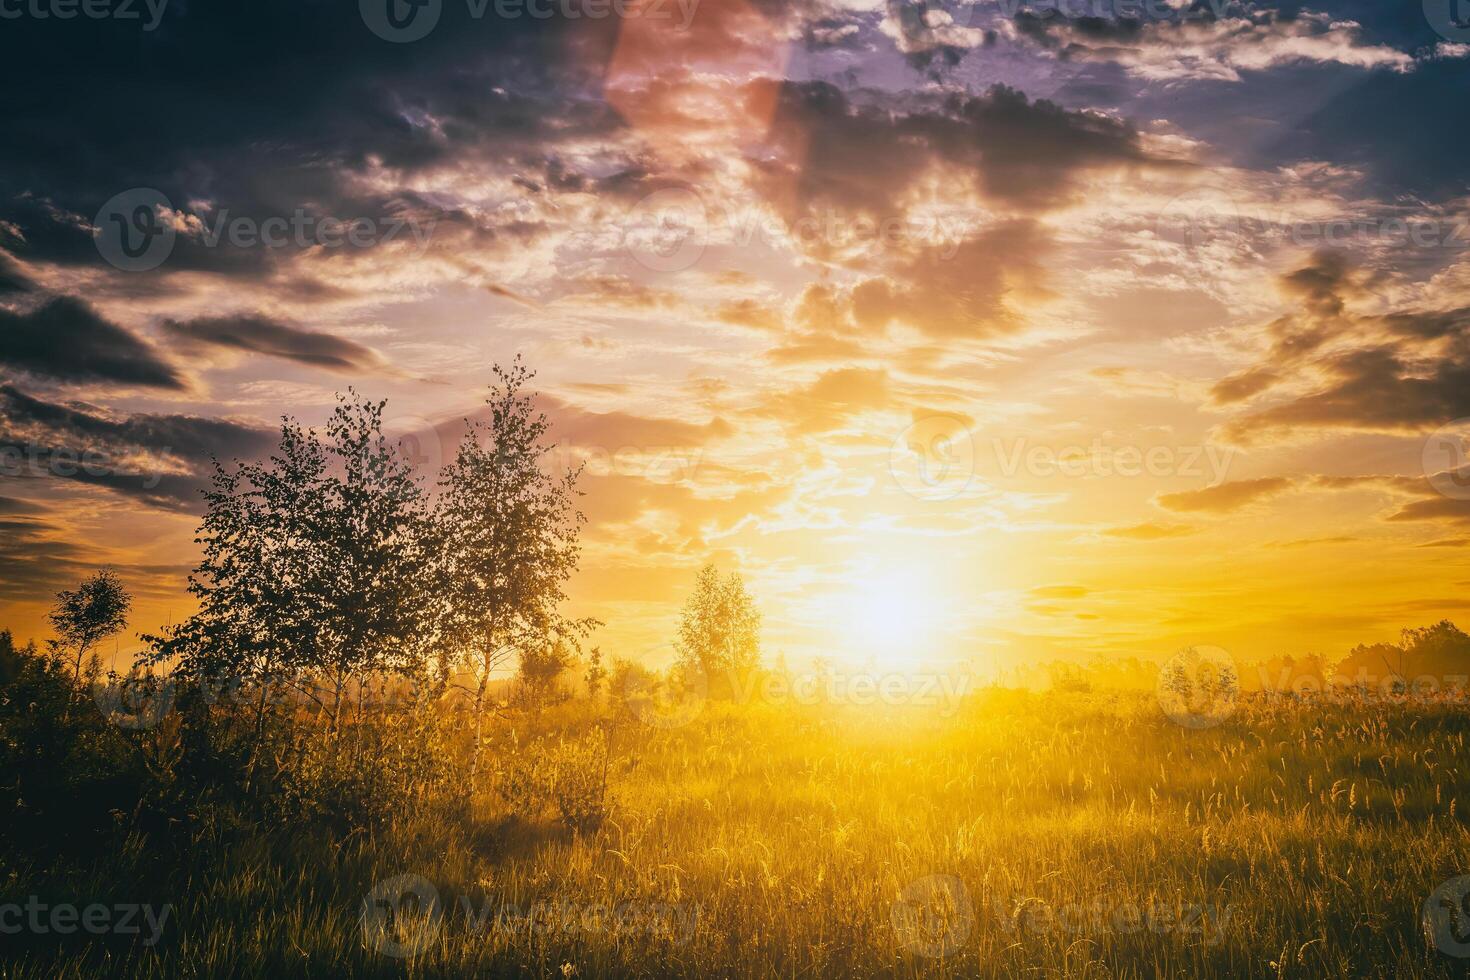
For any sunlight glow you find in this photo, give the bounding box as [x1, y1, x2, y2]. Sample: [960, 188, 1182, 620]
[837, 567, 948, 668]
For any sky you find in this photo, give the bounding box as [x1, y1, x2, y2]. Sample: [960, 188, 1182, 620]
[1, 0, 1470, 674]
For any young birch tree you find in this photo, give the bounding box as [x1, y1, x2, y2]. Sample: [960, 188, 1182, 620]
[48, 569, 131, 683]
[674, 564, 761, 697]
[146, 393, 436, 737]
[436, 359, 594, 791]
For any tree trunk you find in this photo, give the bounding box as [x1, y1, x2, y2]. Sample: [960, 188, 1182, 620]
[72, 641, 90, 684]
[469, 667, 489, 799]
[244, 680, 271, 796]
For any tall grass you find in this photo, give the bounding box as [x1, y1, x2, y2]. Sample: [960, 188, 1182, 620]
[5, 691, 1469, 978]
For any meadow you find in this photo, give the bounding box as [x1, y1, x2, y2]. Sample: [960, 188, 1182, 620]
[6, 382, 1470, 979]
[6, 683, 1470, 979]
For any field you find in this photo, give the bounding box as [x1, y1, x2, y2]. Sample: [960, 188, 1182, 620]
[6, 689, 1470, 979]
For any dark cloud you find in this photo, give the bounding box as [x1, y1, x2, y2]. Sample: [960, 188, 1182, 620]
[1231, 346, 1470, 437]
[850, 221, 1049, 338]
[1218, 254, 1470, 439]
[755, 81, 1157, 221]
[0, 383, 276, 511]
[544, 396, 734, 451]
[160, 314, 388, 373]
[1280, 59, 1470, 199]
[0, 513, 94, 603]
[0, 4, 622, 283]
[0, 251, 32, 294]
[0, 495, 46, 516]
[0, 296, 185, 389]
[1006, 6, 1415, 82]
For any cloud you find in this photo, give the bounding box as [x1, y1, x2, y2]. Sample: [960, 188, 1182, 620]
[1156, 476, 1294, 513]
[1384, 495, 1470, 525]
[755, 81, 1158, 221]
[0, 2, 616, 296]
[1007, 8, 1415, 82]
[1275, 534, 1358, 548]
[544, 396, 735, 452]
[0, 251, 32, 294]
[0, 383, 276, 511]
[714, 299, 783, 332]
[0, 296, 185, 389]
[755, 367, 893, 434]
[1217, 254, 1470, 441]
[0, 512, 94, 603]
[160, 314, 389, 374]
[849, 221, 1050, 338]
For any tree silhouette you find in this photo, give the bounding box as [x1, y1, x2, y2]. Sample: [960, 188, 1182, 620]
[48, 569, 130, 682]
[146, 392, 436, 732]
[435, 359, 595, 789]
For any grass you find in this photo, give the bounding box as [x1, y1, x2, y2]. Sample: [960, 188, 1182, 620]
[4, 690, 1470, 978]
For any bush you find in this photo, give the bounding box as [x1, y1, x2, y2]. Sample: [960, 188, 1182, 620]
[494, 724, 613, 834]
[0, 637, 147, 852]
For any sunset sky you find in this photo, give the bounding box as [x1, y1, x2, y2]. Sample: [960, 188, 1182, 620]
[2, 0, 1470, 673]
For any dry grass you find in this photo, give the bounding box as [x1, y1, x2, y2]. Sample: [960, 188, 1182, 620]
[6, 690, 1470, 978]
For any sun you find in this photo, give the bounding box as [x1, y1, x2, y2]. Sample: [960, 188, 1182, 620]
[835, 566, 948, 668]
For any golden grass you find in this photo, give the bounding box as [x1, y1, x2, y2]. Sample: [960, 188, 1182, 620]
[8, 690, 1470, 978]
